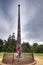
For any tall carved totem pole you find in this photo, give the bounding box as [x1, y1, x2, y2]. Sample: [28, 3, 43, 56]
[16, 4, 22, 57]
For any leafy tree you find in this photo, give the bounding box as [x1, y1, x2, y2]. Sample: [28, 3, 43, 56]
[37, 45, 43, 53]
[22, 45, 29, 52]
[0, 39, 3, 51]
[22, 42, 31, 52]
[32, 43, 43, 53]
[5, 33, 17, 52]
[32, 43, 38, 53]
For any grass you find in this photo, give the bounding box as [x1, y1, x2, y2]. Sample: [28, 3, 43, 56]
[34, 53, 43, 56]
[0, 52, 15, 56]
[23, 53, 43, 56]
[0, 52, 4, 56]
[0, 52, 43, 56]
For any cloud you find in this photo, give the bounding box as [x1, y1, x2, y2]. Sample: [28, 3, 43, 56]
[0, 0, 15, 39]
[24, 0, 43, 43]
[0, 8, 10, 39]
[0, 0, 43, 44]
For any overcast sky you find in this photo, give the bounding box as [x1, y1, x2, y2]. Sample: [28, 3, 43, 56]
[0, 0, 43, 44]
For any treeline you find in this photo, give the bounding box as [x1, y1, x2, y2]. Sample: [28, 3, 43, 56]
[22, 42, 43, 53]
[32, 43, 43, 53]
[0, 33, 17, 52]
[0, 33, 43, 53]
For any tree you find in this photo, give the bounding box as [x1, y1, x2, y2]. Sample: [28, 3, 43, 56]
[0, 39, 3, 52]
[5, 33, 17, 52]
[22, 45, 29, 52]
[32, 43, 38, 53]
[22, 42, 31, 52]
[37, 45, 43, 53]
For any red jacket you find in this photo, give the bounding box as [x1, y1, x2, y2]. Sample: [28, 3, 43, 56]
[16, 47, 22, 52]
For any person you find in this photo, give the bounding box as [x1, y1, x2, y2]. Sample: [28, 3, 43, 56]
[16, 47, 22, 58]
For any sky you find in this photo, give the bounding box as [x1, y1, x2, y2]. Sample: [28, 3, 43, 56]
[0, 0, 43, 45]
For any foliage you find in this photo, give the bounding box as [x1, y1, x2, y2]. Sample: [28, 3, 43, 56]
[4, 33, 17, 52]
[0, 34, 43, 53]
[32, 43, 38, 53]
[22, 42, 32, 53]
[32, 43, 43, 53]
[0, 33, 17, 52]
[0, 39, 4, 52]
[37, 45, 43, 53]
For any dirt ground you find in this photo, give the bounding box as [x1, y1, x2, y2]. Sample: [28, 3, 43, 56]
[0, 56, 43, 65]
[34, 56, 43, 65]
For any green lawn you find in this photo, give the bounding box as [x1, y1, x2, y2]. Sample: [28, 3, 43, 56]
[0, 52, 4, 56]
[0, 52, 43, 56]
[23, 53, 43, 56]
[0, 52, 14, 56]
[34, 53, 43, 56]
